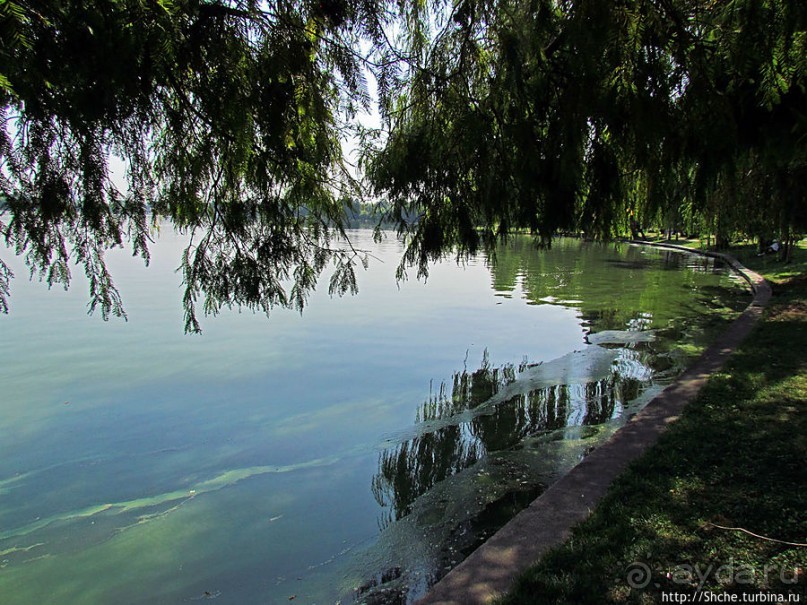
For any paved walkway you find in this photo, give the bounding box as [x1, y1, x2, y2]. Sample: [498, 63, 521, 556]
[417, 244, 771, 605]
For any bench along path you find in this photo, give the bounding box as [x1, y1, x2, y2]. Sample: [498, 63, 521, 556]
[417, 244, 771, 605]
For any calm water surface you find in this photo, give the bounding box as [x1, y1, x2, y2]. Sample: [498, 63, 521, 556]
[0, 231, 748, 604]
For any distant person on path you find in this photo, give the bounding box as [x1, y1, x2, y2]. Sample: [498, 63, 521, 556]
[629, 210, 645, 240]
[757, 240, 781, 256]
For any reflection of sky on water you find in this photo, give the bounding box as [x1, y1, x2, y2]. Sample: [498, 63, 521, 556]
[0, 231, 748, 604]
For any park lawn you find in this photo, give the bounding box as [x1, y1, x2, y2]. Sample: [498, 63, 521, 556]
[498, 243, 807, 604]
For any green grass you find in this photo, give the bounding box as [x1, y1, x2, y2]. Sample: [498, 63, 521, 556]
[728, 240, 807, 288]
[639, 235, 807, 286]
[498, 242, 807, 605]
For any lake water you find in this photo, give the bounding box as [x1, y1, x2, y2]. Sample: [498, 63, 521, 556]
[0, 231, 749, 604]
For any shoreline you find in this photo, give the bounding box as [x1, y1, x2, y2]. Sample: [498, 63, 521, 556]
[416, 244, 771, 604]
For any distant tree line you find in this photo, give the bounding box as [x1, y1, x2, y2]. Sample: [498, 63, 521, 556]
[1, 1, 804, 328]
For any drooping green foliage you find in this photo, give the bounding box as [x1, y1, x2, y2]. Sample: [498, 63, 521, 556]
[1, 0, 804, 327]
[0, 0, 394, 330]
[369, 0, 807, 270]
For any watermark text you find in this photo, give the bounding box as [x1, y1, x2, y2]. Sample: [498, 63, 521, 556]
[660, 592, 801, 603]
[626, 560, 803, 592]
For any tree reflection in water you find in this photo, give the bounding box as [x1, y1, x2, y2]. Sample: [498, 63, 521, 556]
[371, 347, 651, 528]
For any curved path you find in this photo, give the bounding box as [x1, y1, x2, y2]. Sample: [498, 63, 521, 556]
[417, 243, 771, 604]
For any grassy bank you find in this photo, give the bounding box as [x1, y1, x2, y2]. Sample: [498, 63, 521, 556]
[499, 243, 807, 604]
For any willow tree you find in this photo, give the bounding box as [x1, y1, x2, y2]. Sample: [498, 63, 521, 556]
[369, 0, 806, 267]
[1, 1, 805, 329]
[667, 0, 807, 254]
[0, 0, 408, 330]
